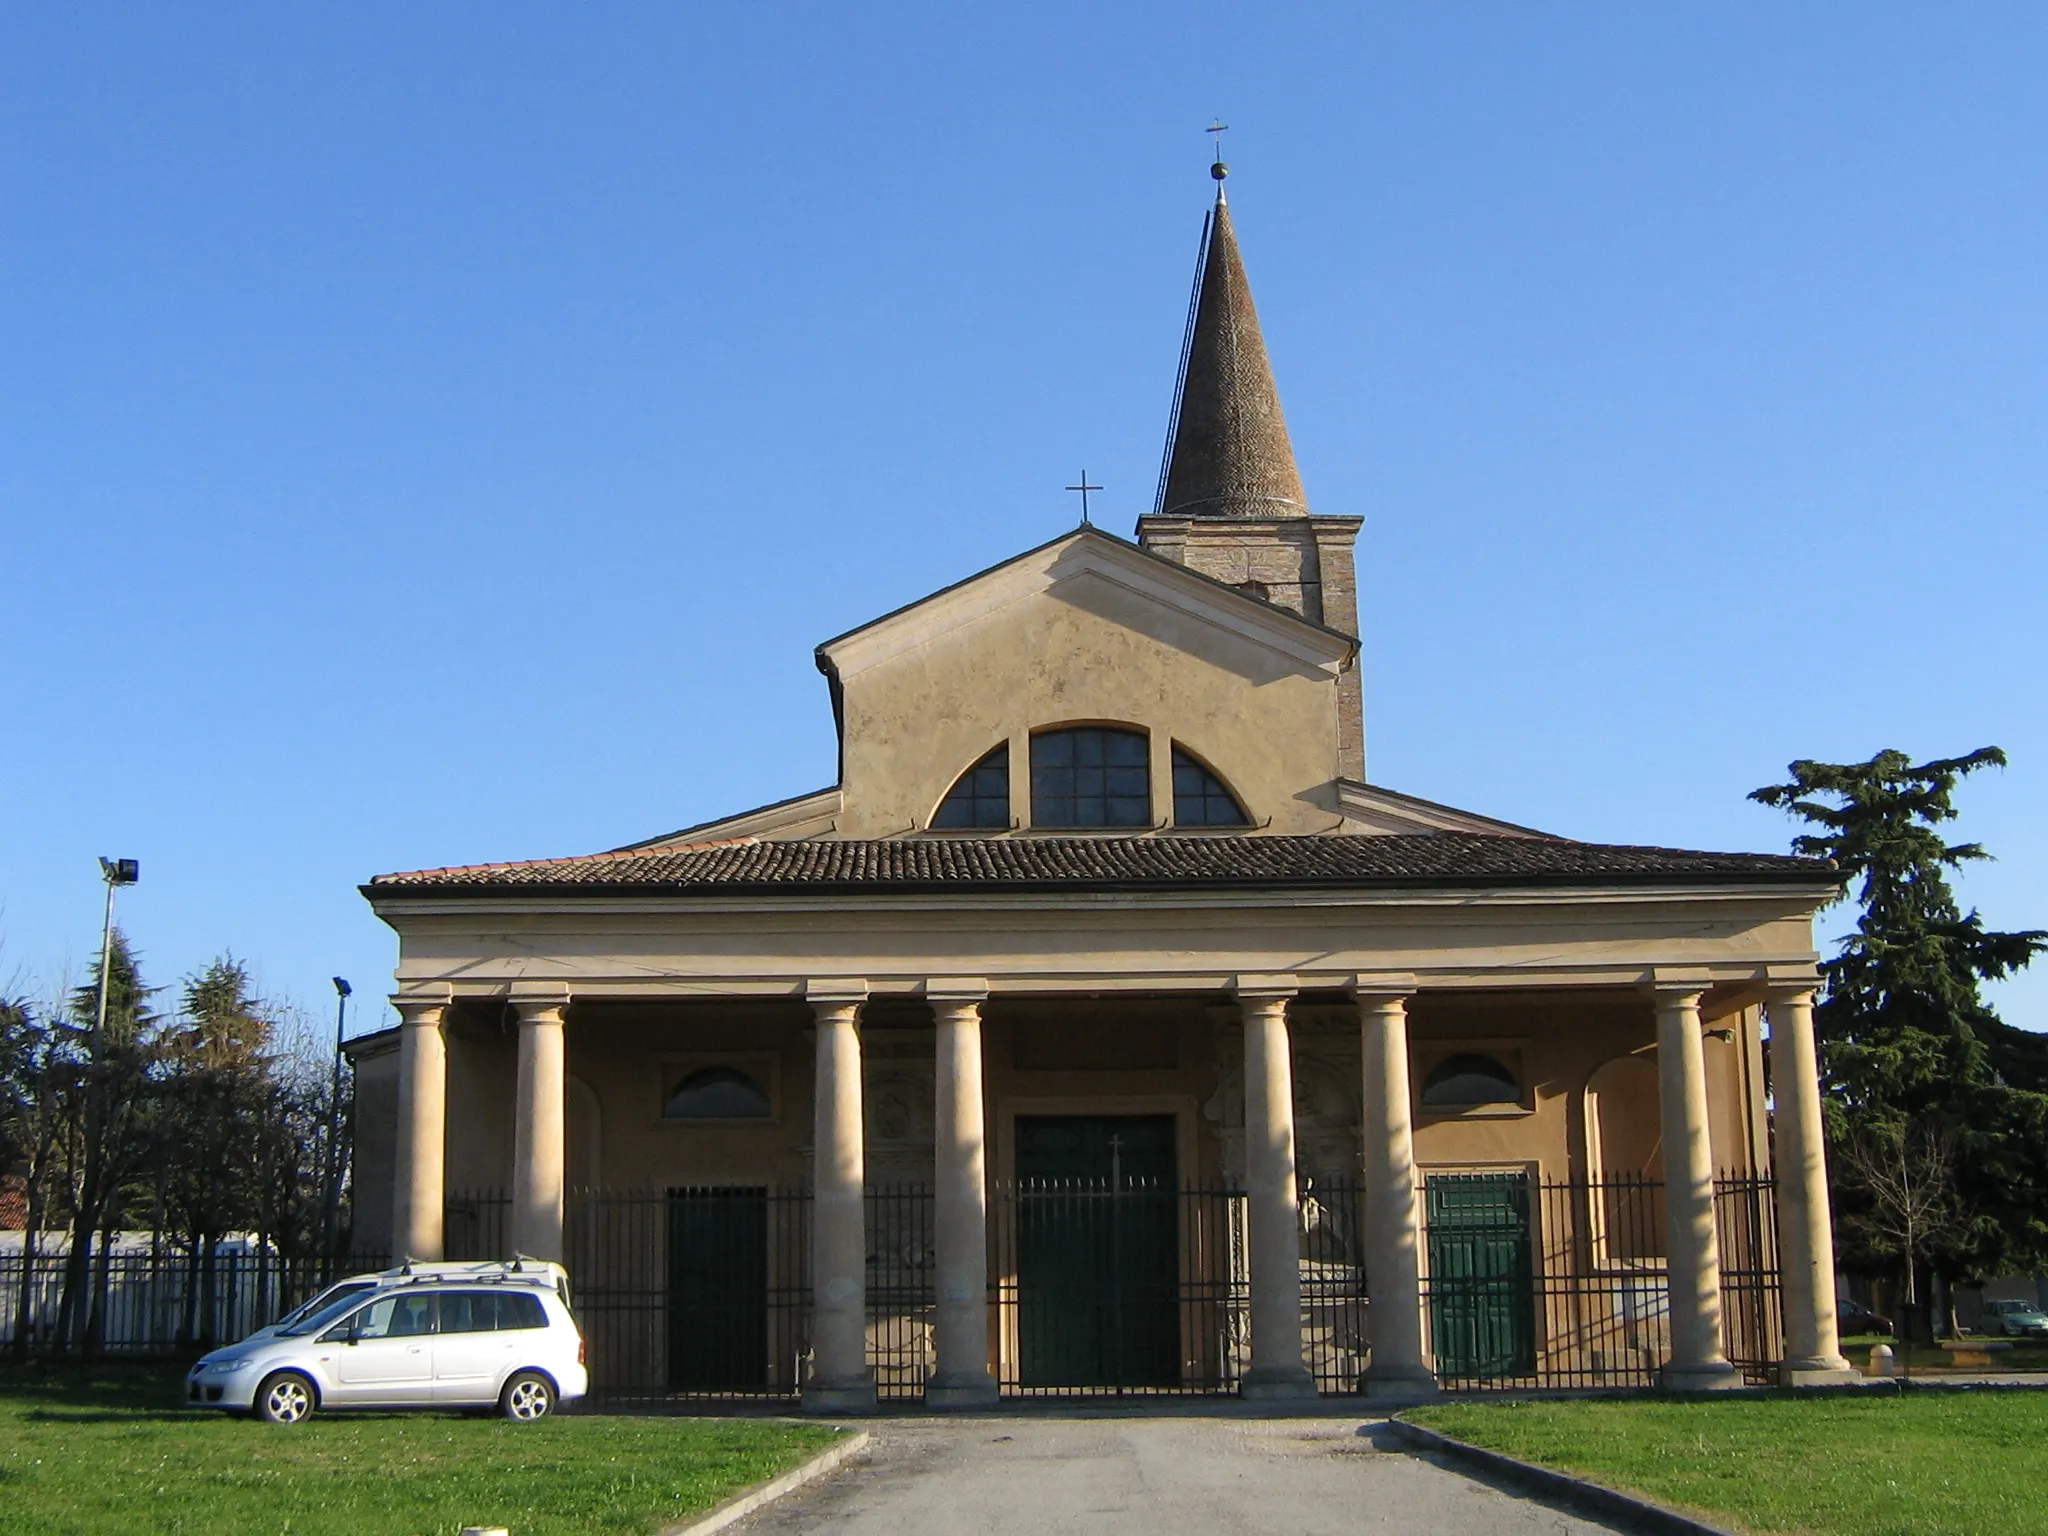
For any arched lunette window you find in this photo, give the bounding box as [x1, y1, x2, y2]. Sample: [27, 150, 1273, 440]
[664, 1066, 771, 1119]
[1031, 726, 1151, 828]
[932, 743, 1010, 828]
[1171, 746, 1250, 827]
[1420, 1053, 1521, 1108]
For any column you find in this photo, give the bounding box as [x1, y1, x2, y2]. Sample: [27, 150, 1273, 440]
[1769, 985, 1859, 1384]
[1237, 977, 1316, 1399]
[1356, 982, 1437, 1397]
[1652, 983, 1742, 1389]
[511, 992, 569, 1263]
[806, 981, 876, 1412]
[392, 991, 450, 1261]
[927, 983, 998, 1408]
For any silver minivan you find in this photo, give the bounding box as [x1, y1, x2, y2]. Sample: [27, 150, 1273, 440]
[186, 1277, 588, 1423]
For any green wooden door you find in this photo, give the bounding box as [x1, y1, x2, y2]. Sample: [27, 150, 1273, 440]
[666, 1187, 769, 1390]
[1425, 1173, 1536, 1379]
[1015, 1115, 1179, 1387]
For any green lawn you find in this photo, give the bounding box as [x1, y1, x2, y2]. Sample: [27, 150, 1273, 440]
[1409, 1391, 2048, 1536]
[0, 1363, 840, 1536]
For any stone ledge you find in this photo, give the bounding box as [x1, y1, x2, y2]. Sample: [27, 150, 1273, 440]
[658, 1429, 870, 1536]
[1385, 1416, 1739, 1536]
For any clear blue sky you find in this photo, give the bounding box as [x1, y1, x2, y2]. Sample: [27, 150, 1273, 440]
[4, 4, 2043, 1040]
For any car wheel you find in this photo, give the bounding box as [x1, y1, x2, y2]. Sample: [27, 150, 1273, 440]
[500, 1371, 555, 1422]
[255, 1371, 317, 1425]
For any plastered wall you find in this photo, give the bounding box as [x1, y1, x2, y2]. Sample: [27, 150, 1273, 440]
[832, 572, 1347, 836]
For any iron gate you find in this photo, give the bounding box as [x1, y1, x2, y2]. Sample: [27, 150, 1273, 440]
[438, 1171, 1779, 1401]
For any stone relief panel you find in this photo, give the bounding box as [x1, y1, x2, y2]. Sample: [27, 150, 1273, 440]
[1202, 1005, 1362, 1190]
[862, 1059, 937, 1187]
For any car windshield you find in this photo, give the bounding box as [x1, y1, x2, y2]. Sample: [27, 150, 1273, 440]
[279, 1290, 379, 1338]
[275, 1282, 371, 1330]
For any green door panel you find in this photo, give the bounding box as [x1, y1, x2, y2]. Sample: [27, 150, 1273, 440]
[1426, 1173, 1536, 1378]
[1015, 1115, 1179, 1388]
[667, 1187, 769, 1390]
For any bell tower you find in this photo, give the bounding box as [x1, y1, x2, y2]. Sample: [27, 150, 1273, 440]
[1136, 162, 1365, 780]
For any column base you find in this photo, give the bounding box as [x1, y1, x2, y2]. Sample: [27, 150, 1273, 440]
[1241, 1364, 1319, 1401]
[924, 1371, 1000, 1410]
[1361, 1363, 1440, 1400]
[803, 1376, 878, 1414]
[1660, 1360, 1745, 1392]
[1779, 1355, 1861, 1388]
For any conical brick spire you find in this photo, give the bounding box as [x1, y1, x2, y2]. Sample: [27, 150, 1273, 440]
[1155, 184, 1309, 519]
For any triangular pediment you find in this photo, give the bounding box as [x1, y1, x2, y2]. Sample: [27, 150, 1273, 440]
[816, 525, 1357, 683]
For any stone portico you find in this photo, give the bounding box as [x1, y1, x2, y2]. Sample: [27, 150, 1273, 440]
[352, 168, 1860, 1402]
[359, 841, 1855, 1403]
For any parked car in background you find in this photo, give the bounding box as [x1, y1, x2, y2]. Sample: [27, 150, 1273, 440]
[1839, 1297, 1894, 1336]
[186, 1272, 586, 1423]
[1981, 1299, 2048, 1338]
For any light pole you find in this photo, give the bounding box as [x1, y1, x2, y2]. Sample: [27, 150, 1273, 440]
[61, 856, 138, 1351]
[322, 977, 352, 1263]
[91, 858, 139, 1053]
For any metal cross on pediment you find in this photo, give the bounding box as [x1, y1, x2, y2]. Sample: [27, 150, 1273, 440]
[1065, 472, 1102, 526]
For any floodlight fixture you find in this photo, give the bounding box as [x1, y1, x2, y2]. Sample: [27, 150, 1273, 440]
[99, 856, 139, 886]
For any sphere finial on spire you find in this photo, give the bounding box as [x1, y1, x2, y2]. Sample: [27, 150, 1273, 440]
[1207, 120, 1229, 189]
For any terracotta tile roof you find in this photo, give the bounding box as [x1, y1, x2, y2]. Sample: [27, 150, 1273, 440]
[368, 834, 1831, 896]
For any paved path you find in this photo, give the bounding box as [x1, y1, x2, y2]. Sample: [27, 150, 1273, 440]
[731, 1414, 1634, 1535]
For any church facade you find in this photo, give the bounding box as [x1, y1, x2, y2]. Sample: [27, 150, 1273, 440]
[350, 171, 1859, 1405]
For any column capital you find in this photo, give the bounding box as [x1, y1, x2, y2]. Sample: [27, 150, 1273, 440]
[1347, 972, 1417, 1002]
[923, 977, 989, 1003]
[806, 978, 870, 1004]
[510, 982, 571, 1025]
[392, 983, 452, 1025]
[1644, 967, 1715, 1001]
[1763, 966, 1823, 1003]
[1232, 973, 1300, 1002]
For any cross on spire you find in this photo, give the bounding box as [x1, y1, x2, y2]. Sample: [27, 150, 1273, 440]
[1208, 120, 1230, 188]
[1064, 471, 1102, 526]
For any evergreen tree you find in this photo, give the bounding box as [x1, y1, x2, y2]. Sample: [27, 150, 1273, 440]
[1752, 748, 2048, 1306]
[160, 957, 276, 1344]
[53, 930, 163, 1350]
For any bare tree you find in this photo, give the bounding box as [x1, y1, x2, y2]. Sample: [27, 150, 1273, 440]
[1836, 1119, 1970, 1345]
[1, 995, 78, 1359]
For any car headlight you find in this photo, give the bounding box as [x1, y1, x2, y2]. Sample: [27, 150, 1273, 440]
[204, 1358, 259, 1374]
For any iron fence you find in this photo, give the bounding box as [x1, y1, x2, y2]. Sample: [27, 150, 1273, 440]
[0, 1246, 389, 1355]
[1299, 1177, 1371, 1394]
[1716, 1174, 1785, 1383]
[393, 1171, 1780, 1400]
[989, 1180, 1250, 1397]
[533, 1185, 931, 1404]
[554, 1187, 813, 1401]
[1418, 1172, 1782, 1391]
[444, 1190, 510, 1262]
